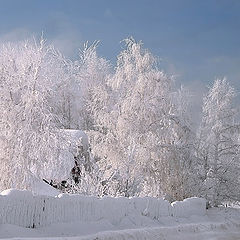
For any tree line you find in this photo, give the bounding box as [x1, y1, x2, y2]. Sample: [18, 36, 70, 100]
[0, 37, 239, 206]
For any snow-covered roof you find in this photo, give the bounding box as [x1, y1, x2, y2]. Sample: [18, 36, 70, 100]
[62, 129, 89, 148]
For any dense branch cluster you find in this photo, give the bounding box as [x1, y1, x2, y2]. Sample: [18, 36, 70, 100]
[0, 38, 239, 205]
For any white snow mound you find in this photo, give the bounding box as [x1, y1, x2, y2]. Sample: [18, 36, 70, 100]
[0, 188, 33, 198]
[0, 190, 206, 228]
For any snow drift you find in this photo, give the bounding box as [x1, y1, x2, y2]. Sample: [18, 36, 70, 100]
[0, 189, 206, 229]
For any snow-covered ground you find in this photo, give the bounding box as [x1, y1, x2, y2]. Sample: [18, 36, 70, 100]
[0, 190, 239, 240]
[0, 207, 240, 240]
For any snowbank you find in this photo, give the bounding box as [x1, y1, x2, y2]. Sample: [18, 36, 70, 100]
[171, 197, 206, 217]
[30, 180, 60, 197]
[0, 189, 206, 228]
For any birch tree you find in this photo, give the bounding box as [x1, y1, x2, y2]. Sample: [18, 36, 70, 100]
[0, 39, 67, 190]
[89, 38, 194, 199]
[197, 78, 240, 206]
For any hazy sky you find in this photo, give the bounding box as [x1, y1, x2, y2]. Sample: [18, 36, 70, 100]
[0, 0, 239, 92]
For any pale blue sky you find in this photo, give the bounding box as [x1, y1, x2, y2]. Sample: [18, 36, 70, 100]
[0, 0, 239, 91]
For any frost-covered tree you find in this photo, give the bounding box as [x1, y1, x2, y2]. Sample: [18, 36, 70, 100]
[73, 41, 111, 131]
[0, 39, 69, 190]
[196, 78, 240, 206]
[89, 38, 194, 200]
[45, 41, 111, 131]
[49, 49, 77, 129]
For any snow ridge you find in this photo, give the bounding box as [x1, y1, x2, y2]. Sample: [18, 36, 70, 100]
[0, 189, 206, 228]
